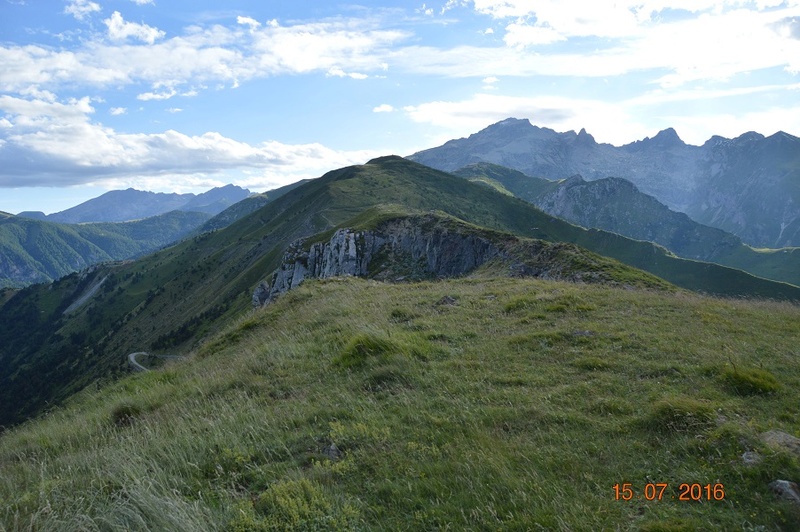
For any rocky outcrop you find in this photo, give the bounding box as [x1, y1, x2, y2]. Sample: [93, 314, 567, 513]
[252, 213, 671, 307]
[253, 216, 504, 306]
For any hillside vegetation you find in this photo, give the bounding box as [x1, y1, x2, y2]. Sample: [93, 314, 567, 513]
[0, 210, 211, 288]
[2, 156, 800, 429]
[1, 277, 798, 530]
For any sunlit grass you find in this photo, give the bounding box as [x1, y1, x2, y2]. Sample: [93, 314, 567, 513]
[1, 277, 799, 530]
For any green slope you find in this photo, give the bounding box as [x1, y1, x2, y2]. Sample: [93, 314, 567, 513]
[1, 156, 798, 428]
[198, 178, 311, 233]
[455, 162, 800, 287]
[1, 277, 798, 529]
[0, 210, 211, 288]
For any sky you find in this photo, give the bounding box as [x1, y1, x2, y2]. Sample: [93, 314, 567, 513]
[1, 0, 799, 214]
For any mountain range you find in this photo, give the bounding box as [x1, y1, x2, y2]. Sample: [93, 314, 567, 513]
[454, 162, 800, 287]
[18, 184, 251, 223]
[1, 153, 799, 529]
[409, 118, 800, 248]
[2, 155, 799, 428]
[0, 185, 260, 288]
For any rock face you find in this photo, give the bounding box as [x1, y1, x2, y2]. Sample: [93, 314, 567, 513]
[529, 175, 742, 262]
[253, 216, 503, 306]
[252, 213, 673, 307]
[409, 118, 800, 248]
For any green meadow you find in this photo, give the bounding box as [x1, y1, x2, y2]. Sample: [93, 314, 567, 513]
[1, 276, 798, 530]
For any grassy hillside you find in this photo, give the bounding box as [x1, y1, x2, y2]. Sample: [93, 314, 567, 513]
[2, 156, 800, 429]
[0, 210, 211, 288]
[1, 277, 798, 530]
[455, 162, 800, 287]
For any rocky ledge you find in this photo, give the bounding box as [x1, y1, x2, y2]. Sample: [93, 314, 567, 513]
[253, 213, 657, 307]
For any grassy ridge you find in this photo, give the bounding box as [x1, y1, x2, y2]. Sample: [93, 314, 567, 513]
[3, 156, 800, 429]
[0, 210, 211, 288]
[1, 277, 798, 530]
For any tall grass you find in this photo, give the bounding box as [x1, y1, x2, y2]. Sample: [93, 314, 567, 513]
[1, 277, 799, 530]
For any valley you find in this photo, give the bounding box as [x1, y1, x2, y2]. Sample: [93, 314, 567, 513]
[4, 2, 800, 528]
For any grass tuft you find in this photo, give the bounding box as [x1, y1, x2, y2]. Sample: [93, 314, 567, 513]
[721, 366, 781, 395]
[334, 332, 403, 368]
[110, 401, 142, 427]
[645, 396, 716, 434]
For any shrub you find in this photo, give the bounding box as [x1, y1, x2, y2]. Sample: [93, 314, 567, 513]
[228, 479, 359, 531]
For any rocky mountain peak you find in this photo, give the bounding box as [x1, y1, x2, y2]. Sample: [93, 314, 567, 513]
[495, 117, 532, 128]
[575, 128, 596, 145]
[651, 127, 684, 146]
[734, 131, 766, 143]
[765, 131, 800, 146]
[562, 174, 586, 186]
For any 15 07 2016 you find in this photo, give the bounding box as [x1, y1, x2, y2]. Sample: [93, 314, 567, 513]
[613, 483, 725, 501]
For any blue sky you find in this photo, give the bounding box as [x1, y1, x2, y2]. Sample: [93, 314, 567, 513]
[1, 0, 799, 214]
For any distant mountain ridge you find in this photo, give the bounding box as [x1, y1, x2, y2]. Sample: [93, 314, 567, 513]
[409, 118, 800, 248]
[455, 163, 800, 287]
[19, 184, 251, 223]
[3, 155, 799, 427]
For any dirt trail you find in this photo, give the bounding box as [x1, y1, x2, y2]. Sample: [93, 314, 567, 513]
[127, 352, 185, 372]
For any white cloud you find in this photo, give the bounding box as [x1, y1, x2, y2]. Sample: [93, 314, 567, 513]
[19, 86, 57, 102]
[131, 0, 154, 4]
[0, 93, 380, 188]
[402, 78, 800, 146]
[503, 21, 565, 46]
[417, 4, 434, 16]
[167, 107, 182, 113]
[481, 76, 499, 90]
[251, 20, 407, 77]
[137, 88, 176, 101]
[442, 0, 468, 14]
[0, 16, 408, 97]
[664, 105, 800, 145]
[387, 2, 800, 88]
[0, 3, 795, 102]
[237, 16, 261, 30]
[456, 1, 800, 86]
[373, 104, 394, 112]
[64, 0, 101, 21]
[109, 107, 127, 115]
[327, 67, 369, 79]
[403, 92, 658, 146]
[104, 11, 165, 44]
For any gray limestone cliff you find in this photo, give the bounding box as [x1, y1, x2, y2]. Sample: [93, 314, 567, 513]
[253, 216, 503, 306]
[252, 214, 662, 307]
